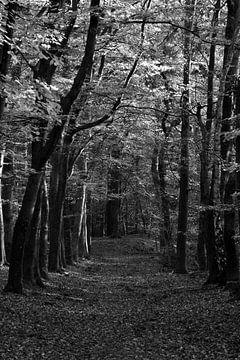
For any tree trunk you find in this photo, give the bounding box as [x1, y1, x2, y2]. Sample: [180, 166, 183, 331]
[175, 0, 195, 273]
[197, 1, 221, 274]
[72, 194, 82, 262]
[23, 178, 43, 286]
[39, 177, 49, 280]
[48, 140, 69, 272]
[220, 0, 240, 284]
[78, 184, 91, 259]
[151, 142, 172, 248]
[106, 143, 121, 238]
[0, 2, 17, 267]
[197, 211, 206, 271]
[158, 144, 172, 250]
[0, 148, 6, 266]
[2, 151, 14, 262]
[151, 144, 164, 244]
[4, 171, 43, 293]
[63, 199, 74, 266]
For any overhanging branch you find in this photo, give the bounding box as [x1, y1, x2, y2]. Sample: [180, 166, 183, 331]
[69, 0, 152, 136]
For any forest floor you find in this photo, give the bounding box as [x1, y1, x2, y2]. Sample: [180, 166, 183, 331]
[0, 235, 240, 360]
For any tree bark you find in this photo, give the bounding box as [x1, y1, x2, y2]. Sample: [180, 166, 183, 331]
[23, 178, 43, 286]
[175, 0, 195, 274]
[0, 2, 17, 267]
[4, 171, 43, 293]
[48, 139, 69, 272]
[39, 177, 49, 280]
[0, 148, 6, 266]
[220, 0, 240, 284]
[78, 184, 91, 259]
[2, 151, 14, 262]
[106, 142, 121, 238]
[198, 0, 220, 275]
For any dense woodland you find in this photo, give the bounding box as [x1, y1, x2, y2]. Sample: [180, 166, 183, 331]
[0, 0, 240, 297]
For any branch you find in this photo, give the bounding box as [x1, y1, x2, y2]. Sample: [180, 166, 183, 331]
[14, 45, 36, 72]
[122, 19, 224, 46]
[61, 0, 100, 114]
[68, 131, 99, 174]
[69, 0, 152, 135]
[33, 0, 80, 83]
[39, 121, 65, 168]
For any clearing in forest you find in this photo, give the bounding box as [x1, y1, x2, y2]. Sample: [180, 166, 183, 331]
[0, 235, 240, 359]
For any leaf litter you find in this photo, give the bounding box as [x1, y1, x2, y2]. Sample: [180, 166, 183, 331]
[0, 235, 240, 359]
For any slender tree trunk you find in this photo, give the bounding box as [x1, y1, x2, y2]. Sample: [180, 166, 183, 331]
[158, 144, 172, 250]
[151, 143, 164, 245]
[63, 198, 74, 265]
[0, 148, 6, 266]
[106, 142, 121, 238]
[72, 194, 82, 262]
[78, 184, 91, 259]
[2, 151, 14, 262]
[198, 1, 221, 274]
[39, 177, 49, 280]
[151, 142, 172, 248]
[48, 139, 69, 272]
[175, 0, 195, 273]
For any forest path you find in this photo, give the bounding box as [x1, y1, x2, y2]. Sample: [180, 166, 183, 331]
[0, 235, 240, 359]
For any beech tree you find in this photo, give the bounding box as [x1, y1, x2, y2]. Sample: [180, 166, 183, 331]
[220, 0, 240, 286]
[175, 0, 195, 273]
[197, 0, 221, 281]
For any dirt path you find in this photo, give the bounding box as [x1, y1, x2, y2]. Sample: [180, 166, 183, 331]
[0, 236, 240, 359]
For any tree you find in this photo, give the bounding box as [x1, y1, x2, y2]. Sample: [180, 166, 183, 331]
[0, 1, 17, 266]
[220, 0, 240, 286]
[4, 0, 80, 293]
[197, 0, 221, 281]
[175, 0, 196, 274]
